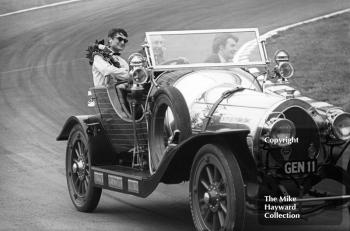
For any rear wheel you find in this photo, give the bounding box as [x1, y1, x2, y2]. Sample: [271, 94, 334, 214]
[66, 124, 101, 212]
[189, 144, 245, 231]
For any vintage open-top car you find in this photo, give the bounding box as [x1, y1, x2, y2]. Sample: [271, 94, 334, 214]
[57, 28, 350, 231]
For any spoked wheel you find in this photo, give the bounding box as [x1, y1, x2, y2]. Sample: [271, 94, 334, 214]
[190, 144, 245, 231]
[66, 124, 101, 212]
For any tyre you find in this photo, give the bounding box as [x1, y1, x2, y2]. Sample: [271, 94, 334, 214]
[66, 124, 101, 212]
[347, 159, 350, 213]
[189, 144, 245, 231]
[149, 86, 192, 173]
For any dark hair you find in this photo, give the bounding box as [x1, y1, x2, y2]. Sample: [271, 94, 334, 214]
[212, 33, 238, 53]
[108, 28, 128, 38]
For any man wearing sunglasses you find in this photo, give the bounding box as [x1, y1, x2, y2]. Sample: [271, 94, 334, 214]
[92, 28, 129, 86]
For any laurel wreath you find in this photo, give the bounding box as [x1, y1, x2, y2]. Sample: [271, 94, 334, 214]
[85, 39, 120, 68]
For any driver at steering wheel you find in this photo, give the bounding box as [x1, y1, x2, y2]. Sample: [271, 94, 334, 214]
[148, 35, 188, 65]
[92, 28, 129, 86]
[151, 35, 165, 64]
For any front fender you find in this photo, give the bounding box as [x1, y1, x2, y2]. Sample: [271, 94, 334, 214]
[56, 115, 117, 165]
[160, 129, 259, 198]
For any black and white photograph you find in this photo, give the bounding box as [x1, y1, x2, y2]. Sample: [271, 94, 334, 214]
[1, 0, 350, 230]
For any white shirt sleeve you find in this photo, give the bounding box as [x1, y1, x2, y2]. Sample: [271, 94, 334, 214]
[109, 56, 129, 81]
[93, 55, 128, 77]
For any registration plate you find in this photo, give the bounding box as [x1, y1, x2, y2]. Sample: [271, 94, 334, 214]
[284, 160, 317, 174]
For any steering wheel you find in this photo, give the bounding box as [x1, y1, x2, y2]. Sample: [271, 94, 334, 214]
[160, 57, 189, 65]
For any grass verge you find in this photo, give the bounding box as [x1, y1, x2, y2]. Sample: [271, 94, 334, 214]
[266, 12, 350, 112]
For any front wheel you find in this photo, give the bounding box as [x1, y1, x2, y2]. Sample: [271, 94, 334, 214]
[189, 144, 245, 231]
[66, 124, 101, 212]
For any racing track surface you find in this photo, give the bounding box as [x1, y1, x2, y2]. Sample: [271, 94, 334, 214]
[1, 0, 350, 230]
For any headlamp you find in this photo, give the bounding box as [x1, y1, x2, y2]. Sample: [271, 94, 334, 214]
[277, 62, 294, 79]
[329, 112, 350, 141]
[273, 50, 294, 79]
[263, 118, 296, 147]
[131, 67, 148, 84]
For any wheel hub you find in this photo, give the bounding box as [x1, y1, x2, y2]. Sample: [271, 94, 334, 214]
[77, 160, 85, 170]
[204, 185, 220, 212]
[72, 163, 78, 173]
[73, 159, 86, 180]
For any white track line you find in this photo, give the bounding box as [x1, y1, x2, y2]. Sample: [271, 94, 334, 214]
[0, 0, 82, 18]
[260, 8, 350, 40]
[0, 58, 85, 75]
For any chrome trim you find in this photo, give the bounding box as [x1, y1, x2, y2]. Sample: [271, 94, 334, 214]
[148, 63, 267, 71]
[262, 118, 296, 147]
[128, 179, 139, 193]
[254, 100, 320, 159]
[277, 62, 294, 79]
[130, 67, 148, 84]
[329, 111, 350, 140]
[94, 172, 104, 185]
[108, 175, 123, 190]
[274, 50, 290, 64]
[147, 28, 260, 35]
[128, 53, 146, 67]
[142, 42, 153, 67]
[260, 40, 270, 64]
[150, 70, 159, 88]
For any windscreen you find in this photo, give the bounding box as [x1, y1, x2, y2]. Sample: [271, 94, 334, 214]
[146, 28, 266, 69]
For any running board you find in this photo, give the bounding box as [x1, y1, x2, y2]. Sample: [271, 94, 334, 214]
[90, 141, 180, 198]
[91, 165, 153, 197]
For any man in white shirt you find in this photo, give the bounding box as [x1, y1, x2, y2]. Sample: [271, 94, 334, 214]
[92, 28, 130, 86]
